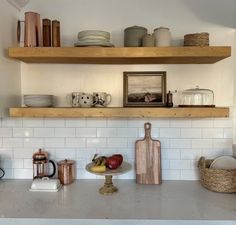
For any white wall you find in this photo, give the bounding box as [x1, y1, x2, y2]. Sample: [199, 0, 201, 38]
[0, 0, 235, 179]
[20, 0, 236, 108]
[0, 0, 21, 116]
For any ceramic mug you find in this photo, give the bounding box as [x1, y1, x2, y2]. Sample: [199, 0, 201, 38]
[0, 168, 5, 179]
[66, 92, 84, 107]
[93, 92, 112, 107]
[78, 93, 97, 107]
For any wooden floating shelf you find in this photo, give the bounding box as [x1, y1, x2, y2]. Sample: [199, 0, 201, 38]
[8, 46, 231, 64]
[9, 107, 229, 118]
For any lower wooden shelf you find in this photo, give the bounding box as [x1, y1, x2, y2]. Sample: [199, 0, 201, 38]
[9, 107, 229, 118]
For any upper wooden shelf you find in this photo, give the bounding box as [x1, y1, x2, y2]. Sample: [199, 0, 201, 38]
[9, 107, 229, 118]
[8, 46, 231, 64]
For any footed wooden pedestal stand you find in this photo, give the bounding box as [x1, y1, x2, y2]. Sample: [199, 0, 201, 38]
[86, 162, 132, 195]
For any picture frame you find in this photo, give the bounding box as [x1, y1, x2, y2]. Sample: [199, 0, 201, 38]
[123, 71, 166, 107]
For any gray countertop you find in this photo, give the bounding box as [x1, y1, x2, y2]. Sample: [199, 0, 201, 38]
[0, 179, 235, 225]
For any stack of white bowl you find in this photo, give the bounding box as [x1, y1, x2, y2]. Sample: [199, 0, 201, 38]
[24, 95, 54, 107]
[75, 30, 114, 47]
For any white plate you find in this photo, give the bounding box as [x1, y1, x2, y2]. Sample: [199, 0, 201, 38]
[74, 41, 114, 47]
[210, 156, 236, 170]
[78, 30, 110, 39]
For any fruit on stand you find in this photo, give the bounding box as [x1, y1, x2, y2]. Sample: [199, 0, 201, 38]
[111, 154, 123, 165]
[106, 154, 123, 170]
[90, 153, 123, 172]
[90, 165, 106, 172]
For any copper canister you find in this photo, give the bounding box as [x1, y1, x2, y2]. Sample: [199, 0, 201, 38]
[57, 159, 75, 185]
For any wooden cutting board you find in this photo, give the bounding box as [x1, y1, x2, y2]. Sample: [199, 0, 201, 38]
[135, 122, 161, 184]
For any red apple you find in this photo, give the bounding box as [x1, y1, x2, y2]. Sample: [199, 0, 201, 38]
[106, 156, 121, 170]
[112, 154, 123, 165]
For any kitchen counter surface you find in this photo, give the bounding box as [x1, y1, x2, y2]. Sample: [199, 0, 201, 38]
[0, 180, 235, 225]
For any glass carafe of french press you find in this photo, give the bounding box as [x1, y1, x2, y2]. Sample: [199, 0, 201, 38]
[33, 149, 56, 179]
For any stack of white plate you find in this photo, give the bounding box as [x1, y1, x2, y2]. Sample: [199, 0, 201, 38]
[24, 95, 54, 107]
[75, 30, 114, 47]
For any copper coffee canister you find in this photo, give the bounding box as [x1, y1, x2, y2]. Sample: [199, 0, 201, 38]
[57, 159, 75, 185]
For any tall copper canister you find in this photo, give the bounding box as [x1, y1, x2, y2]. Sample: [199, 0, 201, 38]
[57, 159, 75, 185]
[24, 12, 43, 47]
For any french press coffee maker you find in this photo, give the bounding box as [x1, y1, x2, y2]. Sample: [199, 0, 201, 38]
[33, 149, 56, 179]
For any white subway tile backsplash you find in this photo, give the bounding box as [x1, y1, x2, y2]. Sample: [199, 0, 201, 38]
[192, 139, 212, 149]
[23, 159, 33, 169]
[223, 149, 233, 155]
[56, 149, 76, 159]
[44, 119, 65, 127]
[107, 119, 127, 127]
[86, 119, 106, 127]
[202, 128, 223, 138]
[180, 170, 199, 180]
[107, 138, 127, 148]
[117, 128, 138, 138]
[24, 138, 44, 148]
[149, 119, 170, 128]
[181, 149, 202, 160]
[223, 128, 233, 139]
[76, 169, 96, 179]
[3, 159, 23, 169]
[2, 118, 22, 127]
[13, 128, 34, 137]
[76, 128, 97, 137]
[170, 139, 191, 149]
[170, 160, 191, 169]
[162, 149, 180, 159]
[156, 139, 169, 149]
[0, 128, 12, 137]
[13, 148, 33, 159]
[160, 128, 181, 138]
[0, 149, 13, 159]
[162, 170, 180, 180]
[181, 128, 202, 138]
[2, 169, 14, 179]
[55, 128, 75, 137]
[76, 159, 86, 169]
[170, 119, 191, 128]
[65, 138, 86, 148]
[127, 119, 149, 127]
[3, 138, 23, 148]
[23, 119, 44, 127]
[138, 127, 159, 138]
[0, 117, 233, 180]
[45, 138, 65, 148]
[213, 138, 233, 149]
[65, 119, 86, 127]
[87, 138, 107, 148]
[97, 128, 117, 137]
[14, 169, 32, 179]
[214, 118, 233, 128]
[162, 159, 170, 169]
[191, 119, 213, 128]
[202, 149, 224, 158]
[34, 128, 54, 137]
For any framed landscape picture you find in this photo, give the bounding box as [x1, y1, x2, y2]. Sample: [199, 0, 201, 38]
[123, 71, 166, 107]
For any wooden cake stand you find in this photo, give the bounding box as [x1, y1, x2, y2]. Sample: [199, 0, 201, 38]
[86, 162, 132, 195]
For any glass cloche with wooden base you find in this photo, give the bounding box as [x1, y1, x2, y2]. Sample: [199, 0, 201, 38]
[86, 161, 132, 195]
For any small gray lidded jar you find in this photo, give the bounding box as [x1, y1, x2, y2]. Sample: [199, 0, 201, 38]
[124, 26, 147, 47]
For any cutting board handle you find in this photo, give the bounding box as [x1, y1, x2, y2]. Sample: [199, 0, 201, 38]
[144, 122, 151, 138]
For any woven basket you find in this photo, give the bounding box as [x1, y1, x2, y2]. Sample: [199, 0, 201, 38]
[198, 157, 236, 193]
[184, 32, 209, 47]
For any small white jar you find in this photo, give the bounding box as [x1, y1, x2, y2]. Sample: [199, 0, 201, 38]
[154, 27, 171, 47]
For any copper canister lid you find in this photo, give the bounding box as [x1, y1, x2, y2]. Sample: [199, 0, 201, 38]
[57, 159, 75, 166]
